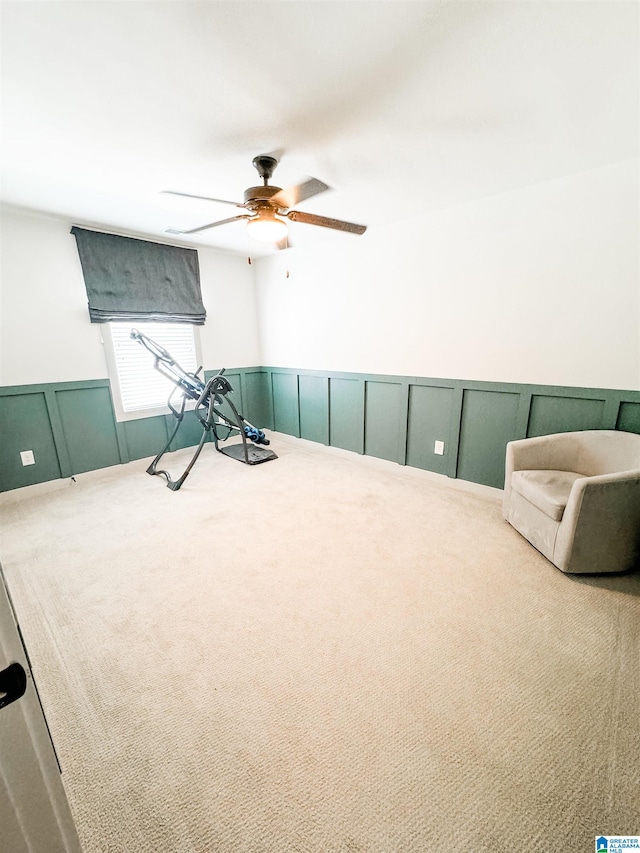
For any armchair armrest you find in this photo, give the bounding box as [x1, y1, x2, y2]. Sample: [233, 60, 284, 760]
[555, 470, 640, 573]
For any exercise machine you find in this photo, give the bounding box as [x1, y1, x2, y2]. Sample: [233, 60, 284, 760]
[131, 329, 277, 490]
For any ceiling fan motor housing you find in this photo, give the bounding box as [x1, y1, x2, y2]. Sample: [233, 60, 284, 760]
[243, 185, 284, 209]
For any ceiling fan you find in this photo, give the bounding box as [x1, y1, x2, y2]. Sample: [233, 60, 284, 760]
[163, 154, 367, 246]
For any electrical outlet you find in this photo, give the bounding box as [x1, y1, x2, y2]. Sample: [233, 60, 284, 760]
[20, 450, 35, 466]
[434, 440, 445, 456]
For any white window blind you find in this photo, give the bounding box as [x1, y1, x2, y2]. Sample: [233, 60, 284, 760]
[106, 322, 200, 420]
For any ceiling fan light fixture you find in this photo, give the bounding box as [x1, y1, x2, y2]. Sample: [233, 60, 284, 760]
[245, 211, 288, 243]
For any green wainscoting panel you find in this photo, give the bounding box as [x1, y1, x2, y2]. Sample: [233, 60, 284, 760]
[2, 371, 639, 494]
[171, 410, 209, 451]
[0, 393, 62, 491]
[457, 389, 520, 488]
[299, 375, 329, 445]
[406, 385, 455, 476]
[123, 416, 168, 461]
[272, 372, 300, 437]
[527, 394, 606, 437]
[329, 377, 364, 454]
[55, 387, 121, 475]
[225, 373, 245, 414]
[364, 380, 404, 463]
[243, 371, 273, 430]
[617, 401, 640, 435]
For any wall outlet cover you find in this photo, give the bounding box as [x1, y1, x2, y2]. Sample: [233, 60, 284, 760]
[434, 440, 445, 455]
[20, 450, 35, 466]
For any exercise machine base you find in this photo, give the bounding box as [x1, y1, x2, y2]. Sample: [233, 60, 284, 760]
[219, 444, 278, 465]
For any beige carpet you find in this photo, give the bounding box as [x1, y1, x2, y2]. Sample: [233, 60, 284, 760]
[0, 434, 638, 853]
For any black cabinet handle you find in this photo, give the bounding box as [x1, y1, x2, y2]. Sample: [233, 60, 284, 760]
[0, 662, 27, 710]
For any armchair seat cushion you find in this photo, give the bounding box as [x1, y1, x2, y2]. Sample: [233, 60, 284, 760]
[511, 469, 583, 521]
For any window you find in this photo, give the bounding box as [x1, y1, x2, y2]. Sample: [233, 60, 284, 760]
[102, 322, 202, 422]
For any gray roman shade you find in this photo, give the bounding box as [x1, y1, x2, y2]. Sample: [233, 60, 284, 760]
[71, 227, 206, 324]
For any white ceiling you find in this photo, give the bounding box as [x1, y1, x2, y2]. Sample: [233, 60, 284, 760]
[1, 1, 637, 257]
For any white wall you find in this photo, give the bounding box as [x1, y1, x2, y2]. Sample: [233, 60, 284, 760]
[2, 159, 638, 391]
[0, 209, 260, 386]
[254, 159, 640, 391]
[196, 243, 260, 372]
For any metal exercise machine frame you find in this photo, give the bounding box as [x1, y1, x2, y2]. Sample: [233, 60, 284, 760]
[131, 329, 276, 490]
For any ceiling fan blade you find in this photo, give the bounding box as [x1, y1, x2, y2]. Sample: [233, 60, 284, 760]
[286, 210, 367, 235]
[161, 190, 244, 208]
[166, 214, 251, 236]
[271, 177, 330, 209]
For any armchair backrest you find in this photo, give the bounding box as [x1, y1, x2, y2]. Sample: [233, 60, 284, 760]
[503, 430, 640, 507]
[573, 430, 640, 477]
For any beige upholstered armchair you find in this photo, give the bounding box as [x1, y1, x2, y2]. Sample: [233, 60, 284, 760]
[503, 430, 640, 574]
